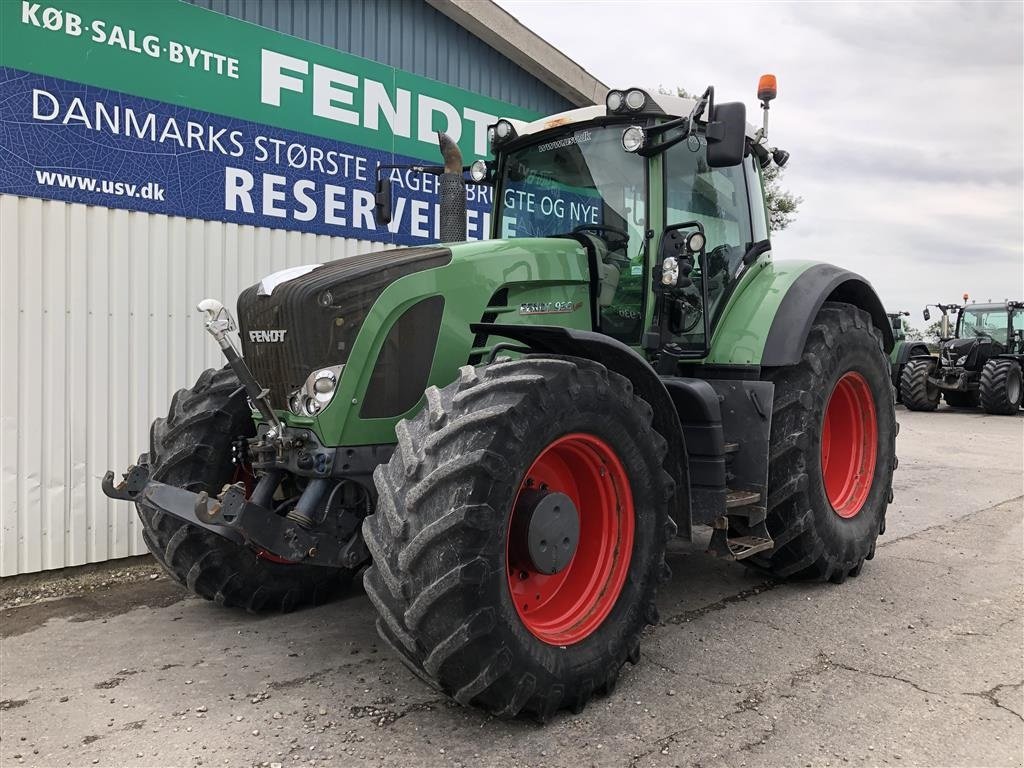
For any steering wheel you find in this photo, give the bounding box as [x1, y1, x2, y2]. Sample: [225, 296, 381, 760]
[573, 225, 630, 252]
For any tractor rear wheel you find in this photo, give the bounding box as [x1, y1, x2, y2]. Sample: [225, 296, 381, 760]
[362, 356, 674, 719]
[979, 359, 1024, 415]
[745, 302, 896, 582]
[137, 368, 355, 612]
[943, 390, 978, 409]
[900, 358, 939, 411]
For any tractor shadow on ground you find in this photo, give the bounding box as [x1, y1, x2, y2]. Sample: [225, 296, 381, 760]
[897, 404, 1021, 418]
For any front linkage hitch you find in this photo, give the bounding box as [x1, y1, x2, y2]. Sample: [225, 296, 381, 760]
[101, 462, 366, 568]
[101, 298, 370, 569]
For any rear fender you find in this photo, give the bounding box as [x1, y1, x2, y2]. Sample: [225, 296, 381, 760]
[707, 260, 893, 366]
[896, 343, 931, 366]
[761, 264, 894, 366]
[471, 323, 692, 540]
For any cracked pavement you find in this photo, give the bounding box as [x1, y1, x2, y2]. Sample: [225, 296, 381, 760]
[2, 406, 1022, 767]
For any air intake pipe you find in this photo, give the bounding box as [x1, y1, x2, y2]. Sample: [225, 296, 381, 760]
[436, 131, 467, 243]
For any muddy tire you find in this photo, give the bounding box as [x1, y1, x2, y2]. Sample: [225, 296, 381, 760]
[900, 358, 939, 411]
[979, 359, 1024, 415]
[743, 303, 896, 582]
[362, 356, 674, 719]
[943, 390, 978, 409]
[137, 367, 354, 612]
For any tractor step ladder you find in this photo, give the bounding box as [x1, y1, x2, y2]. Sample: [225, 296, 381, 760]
[725, 489, 760, 508]
[707, 489, 774, 560]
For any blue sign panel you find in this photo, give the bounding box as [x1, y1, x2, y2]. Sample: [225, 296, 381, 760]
[0, 67, 494, 245]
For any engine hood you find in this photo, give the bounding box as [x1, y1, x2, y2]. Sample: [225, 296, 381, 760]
[237, 245, 452, 409]
[939, 336, 1001, 368]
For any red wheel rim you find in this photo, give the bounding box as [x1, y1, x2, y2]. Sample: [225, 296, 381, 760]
[506, 433, 634, 646]
[821, 372, 878, 518]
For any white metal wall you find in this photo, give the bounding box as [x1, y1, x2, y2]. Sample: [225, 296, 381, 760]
[0, 194, 391, 576]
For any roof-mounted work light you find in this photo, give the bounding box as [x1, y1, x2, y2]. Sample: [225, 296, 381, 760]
[606, 88, 650, 114]
[488, 119, 518, 152]
[621, 125, 646, 153]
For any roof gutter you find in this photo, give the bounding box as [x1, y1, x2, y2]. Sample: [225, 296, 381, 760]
[425, 0, 608, 107]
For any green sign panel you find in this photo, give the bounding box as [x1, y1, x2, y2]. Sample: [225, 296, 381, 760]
[1, 0, 540, 161]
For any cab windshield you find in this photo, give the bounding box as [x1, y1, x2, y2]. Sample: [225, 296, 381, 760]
[959, 307, 1009, 343]
[495, 125, 648, 341]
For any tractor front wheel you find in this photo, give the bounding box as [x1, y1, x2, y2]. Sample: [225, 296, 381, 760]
[137, 368, 356, 612]
[362, 356, 674, 719]
[746, 302, 896, 582]
[900, 358, 939, 411]
[979, 359, 1024, 414]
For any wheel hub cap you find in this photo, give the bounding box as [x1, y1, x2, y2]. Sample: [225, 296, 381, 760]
[515, 489, 579, 575]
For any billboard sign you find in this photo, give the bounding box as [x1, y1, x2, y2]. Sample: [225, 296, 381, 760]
[0, 0, 541, 244]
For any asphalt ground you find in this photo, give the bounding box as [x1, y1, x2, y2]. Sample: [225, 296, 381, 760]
[2, 404, 1022, 768]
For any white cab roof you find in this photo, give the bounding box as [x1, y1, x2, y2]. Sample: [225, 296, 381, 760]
[502, 91, 759, 142]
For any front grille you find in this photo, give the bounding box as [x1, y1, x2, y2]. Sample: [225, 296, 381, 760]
[237, 246, 451, 409]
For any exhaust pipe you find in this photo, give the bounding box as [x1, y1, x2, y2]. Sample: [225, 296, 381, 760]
[436, 131, 466, 243]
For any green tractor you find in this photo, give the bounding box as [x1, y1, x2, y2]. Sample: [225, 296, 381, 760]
[901, 299, 1024, 413]
[104, 77, 898, 719]
[887, 310, 930, 402]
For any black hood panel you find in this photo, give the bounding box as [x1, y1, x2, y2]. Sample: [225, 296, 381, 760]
[940, 337, 1002, 369]
[237, 246, 451, 409]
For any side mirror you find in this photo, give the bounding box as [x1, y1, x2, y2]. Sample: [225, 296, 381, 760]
[923, 308, 931, 322]
[706, 101, 746, 168]
[374, 177, 392, 225]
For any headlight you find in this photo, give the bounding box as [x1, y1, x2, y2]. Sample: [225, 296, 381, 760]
[288, 365, 343, 417]
[469, 159, 489, 182]
[606, 90, 624, 112]
[662, 257, 679, 286]
[686, 231, 706, 253]
[621, 125, 646, 153]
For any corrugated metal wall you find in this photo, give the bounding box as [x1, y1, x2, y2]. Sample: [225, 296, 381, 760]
[185, 0, 574, 116]
[0, 194, 393, 576]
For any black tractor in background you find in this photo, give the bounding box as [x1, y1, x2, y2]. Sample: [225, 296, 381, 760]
[901, 300, 1024, 414]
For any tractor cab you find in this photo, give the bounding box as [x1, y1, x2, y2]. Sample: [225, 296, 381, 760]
[956, 302, 1019, 349]
[887, 311, 910, 342]
[483, 83, 779, 361]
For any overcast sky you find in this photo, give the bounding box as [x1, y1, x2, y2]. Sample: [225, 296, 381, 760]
[498, 0, 1024, 326]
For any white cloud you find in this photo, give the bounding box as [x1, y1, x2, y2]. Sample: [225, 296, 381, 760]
[498, 0, 1024, 322]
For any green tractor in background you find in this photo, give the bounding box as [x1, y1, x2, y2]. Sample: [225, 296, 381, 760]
[902, 299, 1024, 414]
[104, 76, 898, 719]
[887, 310, 930, 403]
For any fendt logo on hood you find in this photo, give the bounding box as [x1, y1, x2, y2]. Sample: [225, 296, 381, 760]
[249, 329, 288, 343]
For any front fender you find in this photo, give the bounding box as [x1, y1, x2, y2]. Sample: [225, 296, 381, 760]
[470, 323, 692, 541]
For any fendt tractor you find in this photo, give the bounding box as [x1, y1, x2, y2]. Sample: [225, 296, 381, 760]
[887, 310, 930, 402]
[104, 76, 899, 719]
[901, 297, 1024, 414]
